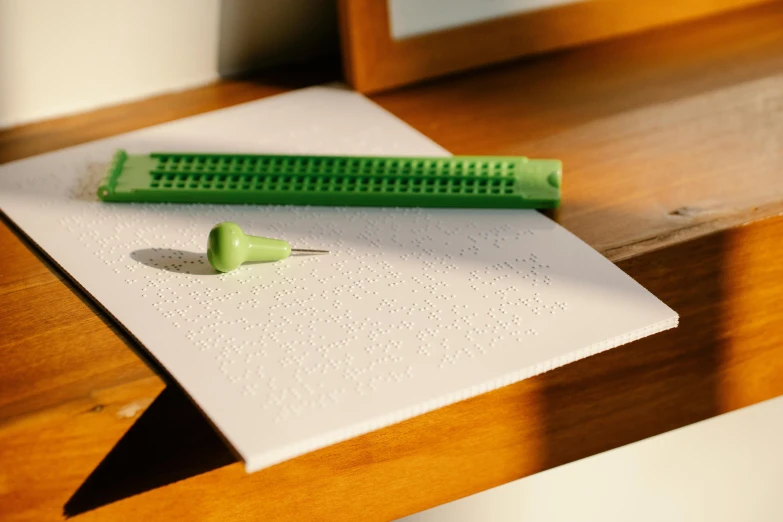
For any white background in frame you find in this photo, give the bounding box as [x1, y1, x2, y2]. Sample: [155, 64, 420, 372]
[388, 0, 584, 40]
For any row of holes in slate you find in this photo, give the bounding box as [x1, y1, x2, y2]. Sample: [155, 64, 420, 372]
[149, 172, 516, 194]
[153, 156, 518, 177]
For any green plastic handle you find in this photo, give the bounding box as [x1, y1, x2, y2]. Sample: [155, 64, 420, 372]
[207, 222, 291, 272]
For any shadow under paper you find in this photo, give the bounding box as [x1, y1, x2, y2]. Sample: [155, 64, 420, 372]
[64, 386, 238, 517]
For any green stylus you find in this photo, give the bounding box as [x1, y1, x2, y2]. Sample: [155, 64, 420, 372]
[207, 222, 327, 273]
[98, 150, 561, 209]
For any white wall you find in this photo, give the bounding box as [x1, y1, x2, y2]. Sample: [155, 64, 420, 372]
[0, 0, 338, 129]
[402, 395, 783, 521]
[0, 0, 221, 129]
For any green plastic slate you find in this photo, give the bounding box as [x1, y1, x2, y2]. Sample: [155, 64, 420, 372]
[97, 150, 562, 209]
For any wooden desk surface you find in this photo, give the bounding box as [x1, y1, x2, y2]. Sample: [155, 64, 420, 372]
[2, 4, 783, 521]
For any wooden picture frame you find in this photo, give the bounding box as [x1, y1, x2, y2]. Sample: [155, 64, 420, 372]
[338, 0, 770, 93]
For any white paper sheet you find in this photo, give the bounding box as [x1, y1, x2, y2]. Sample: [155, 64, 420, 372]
[0, 85, 677, 472]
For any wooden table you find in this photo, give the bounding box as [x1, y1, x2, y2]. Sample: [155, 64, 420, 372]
[2, 3, 782, 520]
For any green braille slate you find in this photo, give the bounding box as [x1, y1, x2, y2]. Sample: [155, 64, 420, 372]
[98, 150, 561, 209]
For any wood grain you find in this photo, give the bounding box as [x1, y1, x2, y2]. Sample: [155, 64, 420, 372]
[2, 3, 783, 520]
[371, 1, 783, 256]
[338, 0, 775, 93]
[0, 223, 158, 422]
